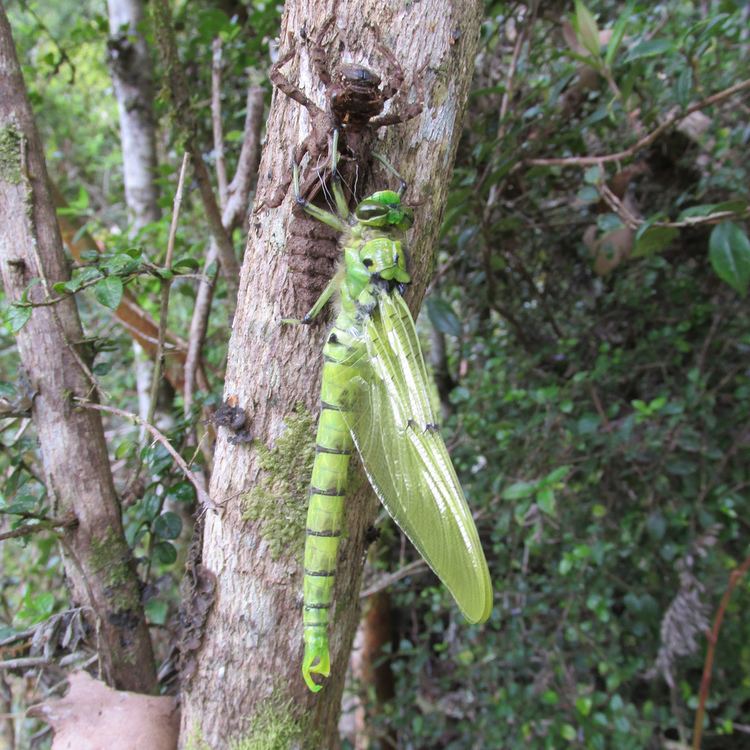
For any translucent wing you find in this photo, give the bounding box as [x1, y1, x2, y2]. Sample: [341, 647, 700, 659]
[346, 288, 492, 623]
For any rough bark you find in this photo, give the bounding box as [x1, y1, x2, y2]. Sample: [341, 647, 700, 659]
[0, 8, 156, 693]
[179, 0, 481, 746]
[106, 0, 160, 230]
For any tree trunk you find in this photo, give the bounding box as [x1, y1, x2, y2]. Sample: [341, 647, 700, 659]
[106, 0, 162, 428]
[179, 0, 481, 746]
[106, 0, 160, 230]
[0, 8, 156, 693]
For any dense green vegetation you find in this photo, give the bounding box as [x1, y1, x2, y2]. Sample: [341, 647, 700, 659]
[1, 1, 749, 748]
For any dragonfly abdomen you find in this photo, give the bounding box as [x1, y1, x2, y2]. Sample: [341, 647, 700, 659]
[302, 318, 364, 678]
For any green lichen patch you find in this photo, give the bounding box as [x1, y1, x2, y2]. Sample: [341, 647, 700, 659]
[230, 696, 310, 750]
[242, 404, 316, 560]
[183, 723, 210, 750]
[89, 528, 140, 612]
[0, 124, 23, 185]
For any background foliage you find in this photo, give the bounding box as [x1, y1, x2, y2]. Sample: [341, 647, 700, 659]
[1, 1, 749, 748]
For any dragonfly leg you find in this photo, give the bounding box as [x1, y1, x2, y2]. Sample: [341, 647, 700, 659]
[329, 130, 350, 220]
[281, 269, 343, 325]
[372, 151, 408, 197]
[292, 161, 348, 232]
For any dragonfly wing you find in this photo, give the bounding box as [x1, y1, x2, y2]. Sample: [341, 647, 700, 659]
[347, 289, 492, 624]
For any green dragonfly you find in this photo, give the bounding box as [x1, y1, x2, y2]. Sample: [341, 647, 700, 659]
[285, 138, 492, 692]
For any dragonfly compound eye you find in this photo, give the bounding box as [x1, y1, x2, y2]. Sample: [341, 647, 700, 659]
[355, 201, 390, 224]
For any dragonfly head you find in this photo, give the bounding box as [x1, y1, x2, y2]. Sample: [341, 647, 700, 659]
[355, 190, 414, 231]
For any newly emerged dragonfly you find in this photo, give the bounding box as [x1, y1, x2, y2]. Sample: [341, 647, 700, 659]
[285, 138, 492, 692]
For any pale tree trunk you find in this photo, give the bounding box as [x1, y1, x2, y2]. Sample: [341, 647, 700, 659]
[179, 0, 481, 746]
[0, 8, 157, 693]
[106, 0, 160, 230]
[106, 0, 161, 427]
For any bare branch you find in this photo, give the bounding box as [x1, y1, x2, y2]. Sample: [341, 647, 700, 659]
[526, 78, 750, 168]
[73, 398, 212, 509]
[146, 152, 189, 429]
[360, 559, 427, 599]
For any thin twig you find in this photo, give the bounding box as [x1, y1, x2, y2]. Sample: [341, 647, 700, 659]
[146, 152, 190, 429]
[0, 657, 50, 670]
[598, 179, 748, 230]
[73, 399, 211, 508]
[526, 78, 750, 167]
[359, 559, 428, 599]
[484, 5, 534, 216]
[0, 522, 61, 542]
[692, 552, 750, 750]
[184, 82, 265, 417]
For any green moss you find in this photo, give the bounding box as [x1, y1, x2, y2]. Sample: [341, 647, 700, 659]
[230, 697, 311, 750]
[242, 404, 316, 560]
[184, 723, 210, 750]
[0, 124, 23, 185]
[89, 528, 140, 611]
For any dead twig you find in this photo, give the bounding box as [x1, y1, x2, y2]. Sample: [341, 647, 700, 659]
[360, 559, 427, 599]
[73, 399, 212, 509]
[526, 78, 750, 168]
[692, 552, 750, 750]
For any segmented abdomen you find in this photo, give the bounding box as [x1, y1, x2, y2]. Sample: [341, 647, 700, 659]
[303, 321, 362, 641]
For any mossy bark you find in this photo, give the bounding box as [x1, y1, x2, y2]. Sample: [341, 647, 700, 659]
[0, 7, 156, 692]
[179, 0, 482, 745]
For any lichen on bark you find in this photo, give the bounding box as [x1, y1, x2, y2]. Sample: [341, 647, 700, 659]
[242, 403, 316, 559]
[0, 123, 23, 185]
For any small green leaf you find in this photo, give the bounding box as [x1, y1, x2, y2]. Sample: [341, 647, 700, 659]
[709, 221, 750, 296]
[426, 297, 462, 337]
[632, 226, 678, 257]
[576, 696, 593, 716]
[537, 487, 556, 515]
[103, 253, 139, 275]
[153, 541, 177, 565]
[94, 276, 123, 310]
[624, 38, 673, 62]
[605, 11, 629, 67]
[153, 511, 182, 540]
[675, 68, 693, 108]
[576, 186, 600, 204]
[168, 481, 196, 503]
[173, 257, 200, 272]
[575, 0, 601, 58]
[597, 213, 624, 233]
[115, 440, 135, 459]
[6, 304, 31, 333]
[502, 481, 537, 500]
[545, 465, 571, 484]
[153, 268, 174, 281]
[560, 723, 577, 741]
[559, 555, 573, 575]
[583, 166, 601, 185]
[645, 512, 666, 540]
